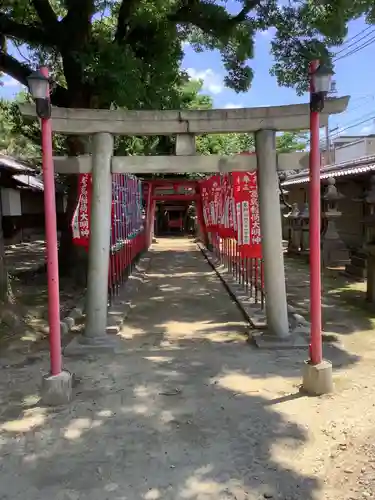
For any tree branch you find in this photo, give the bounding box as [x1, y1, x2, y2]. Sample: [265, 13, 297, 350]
[61, 0, 95, 37]
[58, 0, 95, 101]
[0, 51, 32, 86]
[169, 0, 261, 32]
[232, 0, 263, 23]
[0, 13, 53, 46]
[31, 0, 59, 31]
[114, 0, 139, 43]
[0, 51, 69, 106]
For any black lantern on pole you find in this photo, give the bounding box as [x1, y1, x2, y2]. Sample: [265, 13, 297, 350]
[310, 64, 334, 113]
[27, 70, 52, 119]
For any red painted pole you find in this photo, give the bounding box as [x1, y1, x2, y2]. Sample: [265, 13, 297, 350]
[40, 67, 62, 376]
[309, 60, 323, 365]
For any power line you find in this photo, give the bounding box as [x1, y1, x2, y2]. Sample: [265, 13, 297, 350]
[329, 115, 375, 137]
[343, 95, 375, 114]
[333, 33, 375, 62]
[334, 109, 375, 130]
[323, 116, 375, 143]
[305, 113, 375, 148]
[333, 26, 375, 57]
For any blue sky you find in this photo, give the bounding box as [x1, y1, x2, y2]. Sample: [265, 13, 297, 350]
[1, 13, 374, 140]
[182, 15, 375, 139]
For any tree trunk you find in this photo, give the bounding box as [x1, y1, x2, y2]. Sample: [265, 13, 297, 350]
[58, 136, 90, 285]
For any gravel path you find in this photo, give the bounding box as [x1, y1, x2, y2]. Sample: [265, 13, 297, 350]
[0, 239, 374, 499]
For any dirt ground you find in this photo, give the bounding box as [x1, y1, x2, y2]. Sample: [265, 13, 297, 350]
[0, 240, 83, 352]
[0, 239, 375, 499]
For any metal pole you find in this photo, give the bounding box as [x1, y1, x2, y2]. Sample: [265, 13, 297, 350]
[255, 129, 289, 338]
[40, 66, 62, 376]
[309, 60, 323, 364]
[84, 132, 114, 341]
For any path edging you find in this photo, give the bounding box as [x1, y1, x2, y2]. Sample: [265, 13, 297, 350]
[197, 242, 311, 335]
[60, 251, 153, 337]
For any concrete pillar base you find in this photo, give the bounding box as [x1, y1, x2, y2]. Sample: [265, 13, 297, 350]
[302, 359, 333, 396]
[41, 370, 73, 406]
[64, 335, 121, 357]
[250, 331, 307, 349]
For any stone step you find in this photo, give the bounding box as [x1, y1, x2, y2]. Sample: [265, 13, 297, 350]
[351, 254, 367, 268]
[345, 263, 367, 279]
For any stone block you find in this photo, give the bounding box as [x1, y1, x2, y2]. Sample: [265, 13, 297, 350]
[251, 332, 307, 349]
[64, 335, 125, 357]
[60, 321, 69, 336]
[302, 359, 333, 396]
[64, 316, 75, 330]
[41, 370, 73, 406]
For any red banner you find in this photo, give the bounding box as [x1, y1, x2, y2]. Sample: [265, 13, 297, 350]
[210, 174, 221, 231]
[71, 174, 91, 248]
[218, 173, 235, 239]
[200, 180, 211, 229]
[200, 177, 215, 231]
[218, 174, 228, 238]
[199, 174, 223, 233]
[232, 171, 262, 258]
[228, 180, 237, 239]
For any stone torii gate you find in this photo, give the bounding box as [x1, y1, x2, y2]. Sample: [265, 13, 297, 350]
[21, 97, 349, 349]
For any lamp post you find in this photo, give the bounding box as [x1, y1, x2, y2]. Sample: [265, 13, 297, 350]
[308, 61, 333, 366]
[27, 68, 62, 378]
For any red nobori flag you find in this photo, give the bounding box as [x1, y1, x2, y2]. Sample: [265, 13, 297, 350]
[200, 174, 222, 233]
[210, 174, 221, 232]
[228, 175, 237, 239]
[199, 179, 212, 230]
[219, 173, 235, 239]
[71, 174, 91, 248]
[232, 171, 262, 258]
[218, 174, 227, 237]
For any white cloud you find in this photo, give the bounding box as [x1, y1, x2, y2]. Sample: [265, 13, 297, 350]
[224, 103, 243, 109]
[361, 124, 375, 134]
[186, 68, 223, 95]
[1, 76, 20, 87]
[257, 27, 276, 38]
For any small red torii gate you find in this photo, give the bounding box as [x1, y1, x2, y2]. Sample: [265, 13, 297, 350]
[143, 178, 207, 245]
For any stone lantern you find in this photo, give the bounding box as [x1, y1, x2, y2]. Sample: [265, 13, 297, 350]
[321, 176, 350, 267]
[286, 203, 301, 254]
[345, 182, 370, 279]
[363, 175, 375, 304]
[300, 202, 310, 256]
[278, 176, 290, 241]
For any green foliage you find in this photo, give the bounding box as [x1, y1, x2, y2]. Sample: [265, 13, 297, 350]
[0, 98, 40, 160]
[0, 95, 66, 163]
[196, 133, 254, 155]
[0, 0, 370, 109]
[276, 132, 307, 153]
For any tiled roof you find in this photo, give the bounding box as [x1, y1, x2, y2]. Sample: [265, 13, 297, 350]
[13, 174, 44, 192]
[282, 155, 375, 186]
[0, 154, 35, 173]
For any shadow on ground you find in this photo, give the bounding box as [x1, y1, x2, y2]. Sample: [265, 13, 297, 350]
[284, 254, 375, 337]
[0, 240, 364, 500]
